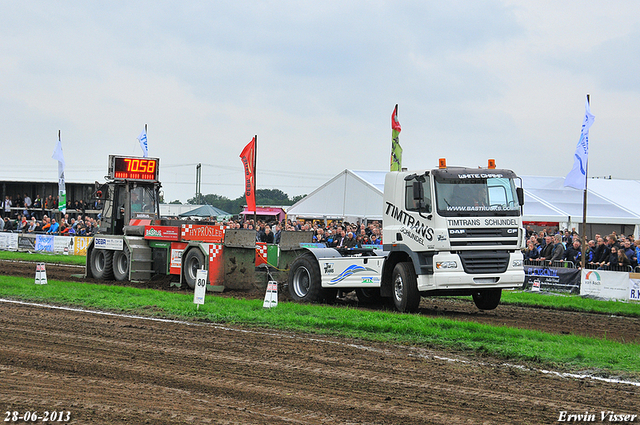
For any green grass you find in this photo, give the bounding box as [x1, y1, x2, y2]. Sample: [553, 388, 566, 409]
[1, 275, 639, 376]
[0, 250, 86, 265]
[502, 290, 640, 317]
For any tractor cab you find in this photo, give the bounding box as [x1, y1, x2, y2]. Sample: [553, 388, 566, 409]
[95, 156, 161, 235]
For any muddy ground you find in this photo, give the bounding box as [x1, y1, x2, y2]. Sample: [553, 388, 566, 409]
[1, 260, 639, 424]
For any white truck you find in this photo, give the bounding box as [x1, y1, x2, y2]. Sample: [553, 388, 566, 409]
[287, 160, 526, 312]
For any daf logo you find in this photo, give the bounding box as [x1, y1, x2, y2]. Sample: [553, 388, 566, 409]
[449, 229, 465, 234]
[506, 228, 518, 234]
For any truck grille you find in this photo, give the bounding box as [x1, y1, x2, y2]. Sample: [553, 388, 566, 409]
[448, 227, 519, 248]
[458, 251, 510, 274]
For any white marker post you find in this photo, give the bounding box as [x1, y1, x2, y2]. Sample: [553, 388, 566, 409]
[35, 263, 48, 285]
[532, 279, 541, 292]
[193, 269, 207, 310]
[263, 281, 278, 308]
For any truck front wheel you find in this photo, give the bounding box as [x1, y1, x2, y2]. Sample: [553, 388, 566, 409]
[391, 262, 420, 313]
[472, 289, 502, 310]
[183, 249, 206, 289]
[112, 247, 130, 281]
[90, 249, 114, 280]
[288, 254, 323, 302]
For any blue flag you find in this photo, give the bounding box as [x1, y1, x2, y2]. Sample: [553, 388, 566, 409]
[564, 98, 595, 190]
[137, 127, 148, 157]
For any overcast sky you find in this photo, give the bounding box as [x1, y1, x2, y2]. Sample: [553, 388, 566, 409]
[1, 1, 639, 203]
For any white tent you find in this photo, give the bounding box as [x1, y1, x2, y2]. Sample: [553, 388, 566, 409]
[286, 170, 386, 222]
[286, 169, 640, 235]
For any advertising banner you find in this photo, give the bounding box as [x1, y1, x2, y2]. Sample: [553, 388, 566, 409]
[73, 236, 92, 256]
[35, 235, 54, 252]
[524, 265, 580, 293]
[53, 236, 73, 254]
[581, 269, 631, 301]
[181, 224, 224, 243]
[144, 225, 180, 241]
[94, 237, 124, 251]
[18, 235, 36, 251]
[170, 242, 188, 275]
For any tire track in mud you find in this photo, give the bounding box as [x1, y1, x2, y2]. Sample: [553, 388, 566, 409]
[1, 301, 639, 424]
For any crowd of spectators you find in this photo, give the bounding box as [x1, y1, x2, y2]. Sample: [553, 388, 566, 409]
[523, 226, 639, 271]
[2, 194, 102, 222]
[202, 217, 384, 248]
[1, 211, 100, 236]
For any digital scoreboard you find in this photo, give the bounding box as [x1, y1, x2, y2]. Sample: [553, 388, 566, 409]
[108, 155, 160, 182]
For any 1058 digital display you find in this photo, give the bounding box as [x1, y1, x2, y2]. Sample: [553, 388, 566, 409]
[109, 156, 159, 181]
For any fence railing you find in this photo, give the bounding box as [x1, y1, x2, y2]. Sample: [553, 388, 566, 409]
[525, 258, 633, 272]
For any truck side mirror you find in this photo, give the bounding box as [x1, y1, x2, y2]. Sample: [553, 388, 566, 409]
[516, 187, 524, 206]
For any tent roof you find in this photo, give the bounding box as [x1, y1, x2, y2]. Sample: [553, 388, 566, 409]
[521, 176, 640, 225]
[286, 170, 385, 220]
[178, 204, 232, 218]
[287, 170, 640, 226]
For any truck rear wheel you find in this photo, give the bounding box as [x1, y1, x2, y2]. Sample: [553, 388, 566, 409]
[90, 249, 114, 280]
[392, 262, 420, 313]
[112, 247, 130, 281]
[183, 248, 206, 289]
[288, 254, 323, 302]
[472, 289, 502, 310]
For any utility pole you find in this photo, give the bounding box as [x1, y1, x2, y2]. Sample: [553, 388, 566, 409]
[196, 163, 202, 204]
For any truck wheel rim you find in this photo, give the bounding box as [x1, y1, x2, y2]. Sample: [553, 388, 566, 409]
[116, 254, 127, 274]
[189, 258, 200, 279]
[95, 252, 105, 272]
[292, 266, 311, 297]
[394, 274, 404, 301]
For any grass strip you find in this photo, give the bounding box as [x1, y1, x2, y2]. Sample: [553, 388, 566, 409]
[0, 251, 86, 266]
[1, 251, 638, 317]
[1, 275, 638, 376]
[502, 290, 640, 317]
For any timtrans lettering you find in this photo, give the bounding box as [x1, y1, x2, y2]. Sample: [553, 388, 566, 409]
[385, 202, 434, 241]
[448, 219, 481, 227]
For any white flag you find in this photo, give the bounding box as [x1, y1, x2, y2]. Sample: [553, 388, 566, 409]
[51, 139, 67, 214]
[564, 98, 595, 190]
[137, 128, 148, 157]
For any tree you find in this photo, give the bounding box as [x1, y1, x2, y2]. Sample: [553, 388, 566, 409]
[169, 199, 182, 204]
[183, 189, 305, 215]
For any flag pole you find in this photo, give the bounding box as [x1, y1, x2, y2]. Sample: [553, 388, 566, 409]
[253, 134, 257, 225]
[581, 94, 590, 269]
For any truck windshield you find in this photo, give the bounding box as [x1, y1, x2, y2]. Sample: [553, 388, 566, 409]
[434, 177, 520, 217]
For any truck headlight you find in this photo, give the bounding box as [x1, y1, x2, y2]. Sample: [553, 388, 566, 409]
[512, 259, 523, 267]
[436, 261, 458, 269]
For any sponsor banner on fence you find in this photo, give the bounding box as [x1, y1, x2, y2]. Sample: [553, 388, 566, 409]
[630, 278, 640, 301]
[73, 236, 92, 256]
[524, 265, 580, 293]
[0, 233, 19, 250]
[53, 236, 74, 254]
[581, 269, 631, 301]
[35, 235, 54, 252]
[18, 235, 36, 251]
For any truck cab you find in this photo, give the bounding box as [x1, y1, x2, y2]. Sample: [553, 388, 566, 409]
[380, 162, 525, 310]
[287, 160, 525, 312]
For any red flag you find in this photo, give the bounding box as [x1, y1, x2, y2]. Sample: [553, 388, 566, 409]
[239, 137, 256, 212]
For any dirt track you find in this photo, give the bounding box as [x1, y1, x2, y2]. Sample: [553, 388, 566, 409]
[1, 260, 639, 424]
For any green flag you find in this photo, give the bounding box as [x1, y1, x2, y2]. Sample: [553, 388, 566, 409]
[390, 105, 402, 171]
